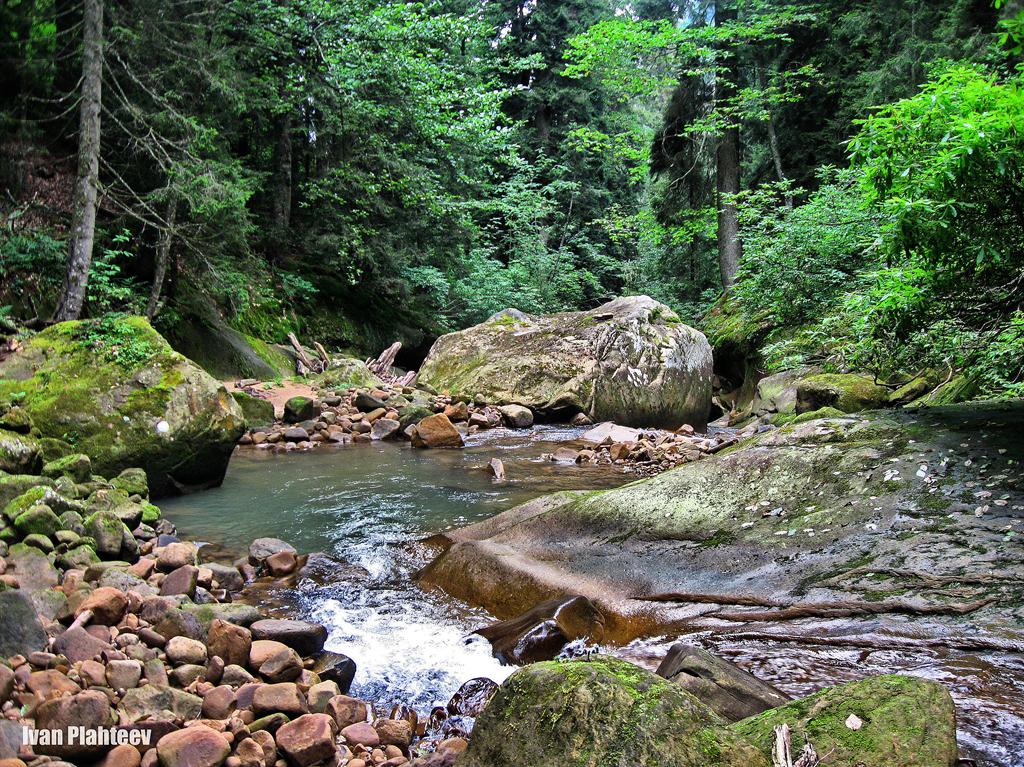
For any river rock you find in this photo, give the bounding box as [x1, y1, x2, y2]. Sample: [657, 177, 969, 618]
[0, 316, 244, 496]
[580, 421, 643, 444]
[207, 619, 252, 667]
[253, 683, 308, 716]
[205, 563, 244, 593]
[155, 725, 230, 767]
[326, 695, 369, 729]
[283, 396, 320, 424]
[656, 644, 789, 721]
[731, 675, 957, 767]
[157, 542, 198, 571]
[373, 718, 412, 749]
[258, 645, 303, 683]
[263, 550, 297, 576]
[340, 722, 380, 748]
[160, 564, 199, 597]
[167, 636, 208, 666]
[447, 677, 499, 717]
[306, 681, 341, 713]
[105, 659, 143, 690]
[77, 586, 129, 625]
[250, 619, 327, 657]
[370, 418, 401, 440]
[118, 684, 203, 722]
[201, 685, 237, 719]
[310, 652, 356, 694]
[458, 656, 766, 767]
[474, 595, 605, 664]
[0, 429, 42, 475]
[52, 625, 111, 663]
[410, 414, 464, 449]
[0, 590, 46, 657]
[497, 404, 533, 429]
[275, 713, 337, 766]
[418, 296, 713, 428]
[34, 690, 115, 759]
[248, 538, 296, 565]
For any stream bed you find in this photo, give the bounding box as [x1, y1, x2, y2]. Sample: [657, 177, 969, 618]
[161, 425, 1024, 766]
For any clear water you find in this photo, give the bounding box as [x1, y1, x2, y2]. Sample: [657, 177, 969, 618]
[160, 426, 633, 709]
[162, 426, 1024, 765]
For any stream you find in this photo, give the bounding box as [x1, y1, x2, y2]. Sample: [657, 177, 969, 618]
[161, 426, 1024, 766]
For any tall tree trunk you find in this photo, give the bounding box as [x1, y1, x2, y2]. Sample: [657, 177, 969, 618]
[714, 0, 742, 290]
[146, 196, 177, 320]
[758, 68, 793, 210]
[53, 0, 102, 322]
[268, 111, 292, 263]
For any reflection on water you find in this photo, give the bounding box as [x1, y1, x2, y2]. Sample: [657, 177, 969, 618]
[162, 426, 1024, 765]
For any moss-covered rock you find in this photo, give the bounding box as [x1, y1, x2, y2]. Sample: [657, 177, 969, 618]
[60, 544, 100, 570]
[731, 675, 958, 767]
[0, 316, 245, 496]
[418, 296, 713, 428]
[750, 366, 821, 417]
[231, 391, 276, 427]
[0, 406, 33, 434]
[397, 405, 434, 431]
[14, 504, 62, 538]
[795, 373, 890, 414]
[458, 656, 768, 767]
[312, 358, 383, 391]
[283, 395, 319, 424]
[0, 429, 42, 475]
[0, 473, 53, 510]
[111, 467, 148, 498]
[84, 510, 128, 558]
[790, 406, 846, 424]
[42, 453, 92, 484]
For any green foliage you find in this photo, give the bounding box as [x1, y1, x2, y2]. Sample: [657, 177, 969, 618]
[0, 231, 64, 316]
[733, 170, 885, 328]
[69, 314, 161, 369]
[85, 230, 143, 316]
[849, 63, 1024, 277]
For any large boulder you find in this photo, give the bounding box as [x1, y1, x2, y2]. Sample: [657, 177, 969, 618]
[417, 296, 713, 428]
[420, 407, 1023, 646]
[731, 675, 958, 767]
[457, 656, 767, 767]
[0, 316, 244, 496]
[795, 373, 889, 414]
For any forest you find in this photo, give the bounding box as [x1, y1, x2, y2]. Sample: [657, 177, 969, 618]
[2, 0, 1024, 392]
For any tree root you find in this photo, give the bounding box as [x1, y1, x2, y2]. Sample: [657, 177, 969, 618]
[639, 591, 996, 621]
[822, 566, 1023, 589]
[705, 629, 1024, 654]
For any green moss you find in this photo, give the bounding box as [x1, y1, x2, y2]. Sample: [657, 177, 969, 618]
[791, 406, 846, 424]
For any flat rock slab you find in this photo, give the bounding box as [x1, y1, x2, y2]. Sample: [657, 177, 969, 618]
[251, 619, 328, 657]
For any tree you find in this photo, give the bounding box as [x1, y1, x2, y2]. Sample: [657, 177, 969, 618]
[53, 0, 103, 321]
[714, 0, 742, 288]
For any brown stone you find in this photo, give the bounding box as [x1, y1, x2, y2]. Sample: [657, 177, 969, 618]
[326, 695, 368, 730]
[262, 552, 296, 577]
[249, 620, 326, 658]
[233, 738, 264, 767]
[373, 719, 412, 749]
[157, 542, 198, 572]
[102, 744, 143, 767]
[27, 669, 81, 697]
[167, 636, 208, 666]
[340, 722, 379, 748]
[202, 686, 237, 720]
[77, 586, 128, 625]
[274, 713, 337, 766]
[34, 690, 115, 758]
[248, 640, 289, 669]
[409, 414, 464, 449]
[160, 565, 199, 598]
[155, 725, 230, 767]
[208, 620, 252, 668]
[252, 683, 307, 717]
[257, 646, 302, 683]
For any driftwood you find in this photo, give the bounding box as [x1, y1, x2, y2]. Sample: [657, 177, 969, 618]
[287, 332, 316, 374]
[367, 341, 402, 377]
[638, 591, 995, 621]
[313, 342, 330, 366]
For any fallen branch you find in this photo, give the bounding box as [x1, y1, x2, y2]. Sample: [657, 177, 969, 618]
[708, 597, 995, 623]
[367, 341, 401, 377]
[287, 332, 317, 375]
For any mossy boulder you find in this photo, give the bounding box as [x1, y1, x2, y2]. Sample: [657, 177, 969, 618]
[14, 504, 62, 538]
[0, 406, 33, 434]
[458, 656, 768, 767]
[0, 316, 245, 496]
[111, 467, 149, 498]
[84, 510, 129, 558]
[795, 373, 890, 414]
[418, 296, 713, 428]
[731, 675, 958, 767]
[283, 395, 319, 424]
[0, 473, 53, 510]
[60, 544, 100, 570]
[0, 429, 42, 474]
[42, 453, 92, 484]
[231, 391, 276, 427]
[397, 405, 434, 431]
[312, 358, 383, 391]
[790, 406, 845, 424]
[750, 366, 820, 417]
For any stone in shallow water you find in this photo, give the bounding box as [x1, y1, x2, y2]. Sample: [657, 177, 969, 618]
[250, 619, 327, 657]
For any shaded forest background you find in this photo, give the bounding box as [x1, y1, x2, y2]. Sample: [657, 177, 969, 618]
[2, 0, 1023, 395]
